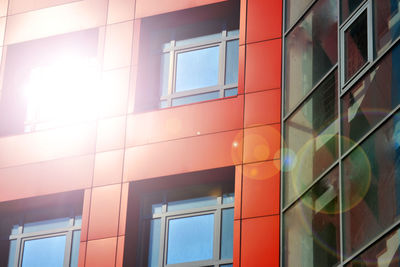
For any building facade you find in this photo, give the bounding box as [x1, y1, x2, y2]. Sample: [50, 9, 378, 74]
[0, 0, 282, 266]
[1, 0, 398, 266]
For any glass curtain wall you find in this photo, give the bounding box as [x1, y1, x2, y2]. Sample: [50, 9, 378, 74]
[282, 0, 400, 266]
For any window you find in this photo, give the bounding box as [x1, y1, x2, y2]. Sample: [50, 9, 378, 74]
[0, 29, 99, 136]
[134, 0, 240, 112]
[138, 185, 234, 267]
[0, 192, 83, 267]
[340, 2, 373, 87]
[159, 27, 239, 108]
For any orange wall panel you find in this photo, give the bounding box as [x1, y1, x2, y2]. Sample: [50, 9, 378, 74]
[135, 0, 227, 18]
[88, 184, 121, 240]
[0, 122, 96, 169]
[245, 38, 282, 93]
[107, 0, 135, 24]
[247, 0, 282, 43]
[242, 160, 280, 218]
[4, 0, 108, 45]
[124, 129, 243, 181]
[116, 236, 125, 267]
[244, 89, 281, 127]
[0, 0, 8, 17]
[243, 124, 281, 164]
[241, 215, 280, 267]
[8, 0, 79, 15]
[234, 165, 242, 220]
[96, 116, 126, 153]
[93, 150, 124, 187]
[85, 237, 117, 267]
[103, 20, 134, 70]
[126, 96, 244, 147]
[0, 154, 93, 202]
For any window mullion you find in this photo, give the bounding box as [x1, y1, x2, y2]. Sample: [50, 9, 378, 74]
[14, 237, 21, 267]
[64, 231, 73, 267]
[159, 215, 167, 267]
[219, 30, 227, 98]
[214, 208, 222, 262]
[168, 41, 175, 96]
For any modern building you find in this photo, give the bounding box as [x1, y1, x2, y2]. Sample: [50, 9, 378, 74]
[0, 0, 398, 266]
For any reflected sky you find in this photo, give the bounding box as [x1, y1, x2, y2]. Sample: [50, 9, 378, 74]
[167, 214, 214, 264]
[176, 46, 219, 92]
[22, 235, 66, 267]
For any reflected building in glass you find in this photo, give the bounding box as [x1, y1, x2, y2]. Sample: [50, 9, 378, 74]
[282, 0, 400, 266]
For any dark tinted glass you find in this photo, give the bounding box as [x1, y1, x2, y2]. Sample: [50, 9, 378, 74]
[284, 71, 338, 205]
[346, 227, 400, 266]
[284, 167, 340, 267]
[341, 0, 364, 22]
[344, 10, 369, 82]
[343, 112, 400, 256]
[375, 0, 400, 56]
[21, 235, 66, 267]
[176, 46, 219, 92]
[285, 0, 338, 114]
[167, 214, 214, 264]
[341, 44, 400, 152]
[285, 0, 314, 29]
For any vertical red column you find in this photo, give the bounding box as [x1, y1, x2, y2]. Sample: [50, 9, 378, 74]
[234, 0, 282, 266]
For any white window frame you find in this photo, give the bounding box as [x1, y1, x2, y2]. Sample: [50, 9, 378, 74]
[160, 29, 239, 108]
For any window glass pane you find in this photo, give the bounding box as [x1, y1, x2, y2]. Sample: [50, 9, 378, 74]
[70, 230, 81, 267]
[175, 33, 221, 47]
[21, 235, 66, 267]
[167, 214, 214, 264]
[221, 265, 233, 267]
[341, 44, 400, 153]
[222, 193, 235, 204]
[176, 46, 219, 92]
[227, 29, 239, 37]
[225, 40, 239, 85]
[344, 10, 369, 82]
[23, 217, 70, 233]
[171, 91, 219, 106]
[11, 225, 19, 235]
[284, 71, 338, 205]
[285, 0, 338, 114]
[345, 227, 400, 266]
[375, 0, 400, 56]
[284, 167, 340, 267]
[342, 112, 400, 256]
[7, 239, 16, 267]
[152, 203, 163, 214]
[285, 0, 314, 29]
[148, 219, 161, 267]
[160, 53, 170, 96]
[159, 100, 168, 109]
[220, 208, 234, 259]
[224, 88, 238, 97]
[168, 196, 218, 212]
[341, 0, 364, 22]
[74, 215, 82, 227]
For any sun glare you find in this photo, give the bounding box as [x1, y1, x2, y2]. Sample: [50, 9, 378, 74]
[23, 55, 102, 132]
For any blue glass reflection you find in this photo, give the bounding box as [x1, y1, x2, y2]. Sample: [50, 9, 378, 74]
[23, 217, 70, 233]
[172, 91, 219, 106]
[168, 196, 217, 212]
[221, 209, 234, 259]
[225, 40, 239, 85]
[167, 214, 214, 264]
[70, 231, 81, 267]
[22, 235, 66, 267]
[224, 88, 238, 97]
[176, 46, 219, 92]
[148, 219, 161, 267]
[7, 240, 16, 267]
